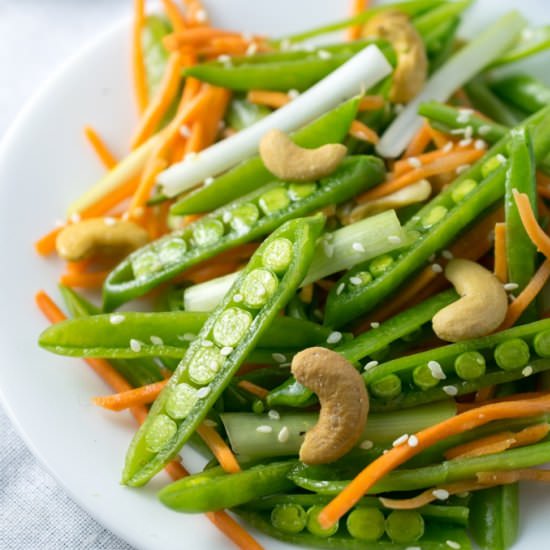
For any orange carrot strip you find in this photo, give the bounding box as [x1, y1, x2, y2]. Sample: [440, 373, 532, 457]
[59, 270, 110, 289]
[84, 126, 118, 169]
[93, 380, 168, 411]
[131, 53, 183, 149]
[35, 227, 63, 256]
[394, 143, 472, 177]
[350, 120, 379, 144]
[160, 0, 187, 32]
[201, 88, 231, 146]
[357, 149, 485, 203]
[247, 90, 290, 109]
[66, 259, 92, 274]
[477, 469, 550, 484]
[445, 432, 517, 460]
[164, 459, 190, 480]
[132, 0, 148, 112]
[206, 510, 264, 550]
[163, 28, 241, 50]
[237, 380, 269, 400]
[427, 125, 452, 149]
[500, 258, 550, 329]
[493, 222, 508, 283]
[474, 386, 497, 403]
[513, 189, 550, 258]
[359, 95, 385, 111]
[80, 177, 138, 217]
[348, 0, 369, 41]
[458, 392, 548, 412]
[182, 0, 209, 26]
[403, 122, 432, 159]
[196, 423, 241, 473]
[184, 121, 206, 154]
[128, 156, 168, 217]
[317, 394, 550, 529]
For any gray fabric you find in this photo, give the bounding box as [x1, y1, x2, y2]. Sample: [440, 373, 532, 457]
[0, 1, 133, 548]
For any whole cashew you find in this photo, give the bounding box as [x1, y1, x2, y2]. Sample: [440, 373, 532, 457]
[259, 129, 347, 182]
[432, 259, 508, 342]
[56, 218, 149, 261]
[363, 11, 427, 104]
[291, 347, 369, 465]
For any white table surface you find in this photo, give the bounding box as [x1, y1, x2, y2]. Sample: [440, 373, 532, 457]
[0, 3, 135, 547]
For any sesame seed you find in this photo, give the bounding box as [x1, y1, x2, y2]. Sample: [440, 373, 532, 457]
[318, 49, 332, 60]
[104, 217, 117, 226]
[202, 340, 213, 347]
[451, 128, 467, 135]
[405, 547, 421, 550]
[504, 282, 519, 291]
[327, 331, 343, 344]
[442, 250, 454, 260]
[408, 435, 419, 447]
[364, 360, 379, 371]
[272, 353, 286, 363]
[352, 242, 365, 253]
[220, 346, 233, 356]
[179, 124, 191, 138]
[388, 235, 402, 244]
[359, 439, 374, 450]
[349, 276, 363, 285]
[180, 333, 196, 341]
[464, 126, 473, 139]
[110, 314, 125, 325]
[323, 241, 334, 258]
[280, 39, 291, 51]
[233, 294, 243, 303]
[443, 142, 454, 153]
[203, 419, 217, 427]
[196, 386, 211, 399]
[370, 322, 380, 328]
[433, 489, 450, 500]
[205, 176, 215, 186]
[474, 139, 487, 150]
[222, 212, 232, 224]
[496, 153, 507, 164]
[130, 339, 142, 352]
[278, 426, 290, 443]
[446, 541, 461, 549]
[336, 283, 346, 295]
[70, 213, 81, 224]
[428, 361, 446, 380]
[393, 434, 409, 447]
[150, 336, 163, 346]
[268, 409, 280, 420]
[456, 164, 471, 175]
[479, 125, 492, 136]
[456, 112, 471, 124]
[246, 42, 258, 56]
[288, 89, 300, 99]
[256, 425, 273, 433]
[195, 9, 208, 22]
[522, 366, 533, 377]
[431, 263, 443, 273]
[408, 157, 422, 168]
[443, 385, 458, 396]
[459, 138, 472, 147]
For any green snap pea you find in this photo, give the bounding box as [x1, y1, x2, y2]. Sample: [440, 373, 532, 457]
[385, 510, 425, 544]
[491, 26, 550, 68]
[490, 74, 550, 114]
[104, 155, 384, 310]
[454, 351, 486, 380]
[370, 374, 402, 400]
[346, 507, 385, 542]
[534, 329, 550, 357]
[271, 504, 307, 534]
[122, 216, 324, 486]
[226, 97, 271, 131]
[424, 16, 461, 74]
[494, 338, 530, 370]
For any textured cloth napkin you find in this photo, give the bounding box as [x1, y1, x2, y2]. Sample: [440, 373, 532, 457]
[0, 2, 133, 548]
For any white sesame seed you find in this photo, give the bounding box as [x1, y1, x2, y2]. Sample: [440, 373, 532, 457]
[456, 112, 471, 124]
[180, 333, 196, 341]
[103, 217, 117, 226]
[433, 489, 450, 500]
[336, 283, 346, 295]
[268, 409, 280, 420]
[130, 339, 142, 352]
[359, 439, 374, 450]
[428, 360, 446, 380]
[405, 547, 421, 550]
[246, 42, 258, 56]
[431, 263, 443, 273]
[196, 386, 211, 399]
[464, 126, 473, 139]
[504, 282, 519, 291]
[222, 211, 232, 224]
[509, 294, 516, 301]
[205, 176, 215, 186]
[272, 353, 287, 363]
[349, 276, 363, 285]
[474, 139, 487, 150]
[288, 89, 300, 99]
[393, 434, 409, 447]
[459, 108, 474, 115]
[522, 366, 533, 377]
[256, 425, 273, 433]
[278, 426, 290, 443]
[388, 235, 402, 244]
[446, 541, 461, 549]
[443, 141, 454, 153]
[318, 49, 332, 60]
[280, 39, 291, 51]
[352, 242, 365, 253]
[370, 322, 380, 329]
[179, 124, 191, 138]
[70, 213, 81, 224]
[451, 128, 467, 135]
[233, 293, 243, 303]
[456, 164, 471, 175]
[150, 336, 163, 346]
[323, 240, 334, 258]
[195, 9, 208, 22]
[408, 435, 419, 447]
[110, 314, 125, 325]
[121, 212, 130, 221]
[459, 138, 472, 147]
[443, 385, 458, 396]
[364, 360, 379, 371]
[496, 153, 507, 164]
[408, 157, 422, 168]
[442, 250, 454, 260]
[327, 331, 343, 345]
[220, 346, 233, 356]
[203, 419, 217, 427]
[478, 125, 492, 136]
[202, 340, 213, 347]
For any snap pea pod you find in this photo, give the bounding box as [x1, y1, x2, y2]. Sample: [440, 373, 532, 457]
[424, 16, 461, 74]
[38, 311, 339, 359]
[412, 0, 472, 38]
[324, 106, 550, 328]
[490, 74, 550, 114]
[122, 216, 324, 486]
[171, 97, 361, 216]
[226, 97, 270, 131]
[184, 40, 394, 92]
[266, 290, 457, 408]
[142, 15, 172, 98]
[104, 155, 384, 311]
[490, 25, 550, 68]
[157, 459, 297, 512]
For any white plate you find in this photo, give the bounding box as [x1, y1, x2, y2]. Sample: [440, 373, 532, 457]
[0, 1, 548, 549]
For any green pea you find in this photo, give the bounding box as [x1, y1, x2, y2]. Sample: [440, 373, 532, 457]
[288, 182, 317, 201]
[385, 510, 424, 544]
[369, 255, 394, 278]
[494, 338, 530, 371]
[451, 178, 477, 203]
[271, 504, 307, 534]
[258, 187, 291, 215]
[188, 345, 224, 384]
[193, 219, 225, 246]
[534, 330, 550, 357]
[240, 268, 279, 308]
[212, 307, 253, 347]
[455, 351, 486, 380]
[370, 374, 402, 399]
[145, 414, 177, 452]
[421, 205, 448, 229]
[306, 505, 338, 538]
[262, 238, 293, 274]
[346, 507, 385, 542]
[412, 364, 440, 390]
[132, 250, 162, 279]
[481, 154, 507, 178]
[229, 203, 260, 234]
[252, 399, 265, 414]
[165, 383, 199, 419]
[157, 238, 187, 265]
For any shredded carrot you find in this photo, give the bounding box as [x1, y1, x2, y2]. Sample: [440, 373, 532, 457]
[513, 189, 550, 258]
[403, 122, 432, 159]
[348, 0, 369, 41]
[538, 196, 550, 219]
[66, 259, 92, 274]
[196, 423, 241, 473]
[458, 392, 548, 412]
[358, 149, 485, 203]
[84, 126, 118, 169]
[247, 90, 291, 109]
[35, 227, 63, 256]
[446, 433, 516, 460]
[427, 125, 452, 149]
[183, 0, 210, 26]
[493, 222, 508, 283]
[394, 142, 473, 177]
[132, 0, 148, 113]
[477, 469, 550, 485]
[59, 270, 110, 289]
[317, 394, 550, 529]
[237, 380, 269, 400]
[206, 510, 264, 550]
[131, 52, 184, 149]
[161, 0, 187, 31]
[349, 120, 379, 144]
[163, 28, 241, 50]
[164, 458, 189, 480]
[93, 380, 168, 411]
[358, 95, 385, 111]
[128, 156, 168, 217]
[201, 88, 231, 147]
[81, 177, 139, 218]
[184, 120, 206, 154]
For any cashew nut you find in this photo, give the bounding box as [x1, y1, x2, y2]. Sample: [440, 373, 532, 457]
[56, 218, 149, 261]
[363, 11, 427, 104]
[432, 259, 508, 342]
[291, 347, 369, 465]
[259, 129, 347, 182]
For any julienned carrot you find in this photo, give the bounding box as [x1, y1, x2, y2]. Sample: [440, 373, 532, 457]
[317, 394, 550, 529]
[358, 95, 385, 111]
[131, 53, 184, 149]
[160, 0, 187, 32]
[132, 0, 148, 113]
[403, 122, 431, 159]
[84, 126, 118, 169]
[500, 258, 550, 329]
[357, 148, 485, 203]
[66, 259, 92, 274]
[196, 423, 241, 474]
[513, 189, 550, 258]
[59, 270, 110, 289]
[459, 392, 547, 412]
[35, 227, 63, 256]
[427, 124, 452, 149]
[128, 156, 168, 216]
[163, 28, 239, 50]
[183, 0, 210, 27]
[348, 0, 369, 41]
[349, 120, 379, 144]
[184, 121, 206, 154]
[474, 385, 497, 403]
[247, 90, 291, 109]
[493, 222, 508, 283]
[206, 510, 264, 550]
[93, 379, 168, 411]
[237, 380, 269, 400]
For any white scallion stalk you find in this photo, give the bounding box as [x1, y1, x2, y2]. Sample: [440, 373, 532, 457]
[376, 11, 527, 159]
[158, 45, 392, 197]
[183, 210, 406, 311]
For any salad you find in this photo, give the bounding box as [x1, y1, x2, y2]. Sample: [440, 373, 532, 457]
[33, 0, 550, 548]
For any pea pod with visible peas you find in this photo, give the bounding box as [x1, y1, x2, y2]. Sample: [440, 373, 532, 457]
[122, 216, 324, 486]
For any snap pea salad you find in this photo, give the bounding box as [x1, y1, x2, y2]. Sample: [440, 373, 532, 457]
[35, 1, 550, 549]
